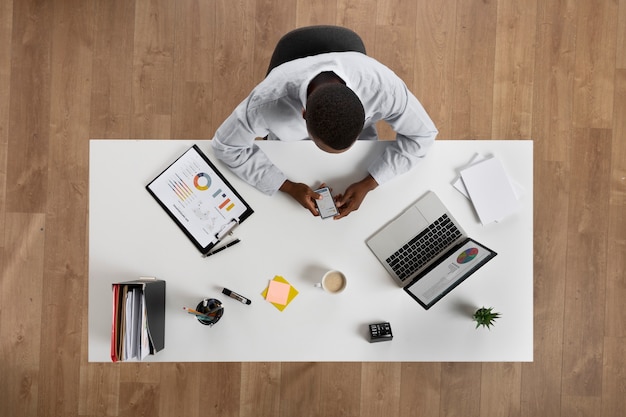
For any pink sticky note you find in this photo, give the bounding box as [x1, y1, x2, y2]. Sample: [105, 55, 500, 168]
[265, 280, 291, 305]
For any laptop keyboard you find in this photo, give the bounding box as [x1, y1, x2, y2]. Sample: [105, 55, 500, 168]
[385, 214, 462, 282]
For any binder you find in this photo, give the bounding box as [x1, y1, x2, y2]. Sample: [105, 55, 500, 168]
[146, 145, 254, 255]
[111, 277, 166, 362]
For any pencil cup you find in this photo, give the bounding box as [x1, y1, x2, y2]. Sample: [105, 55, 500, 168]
[195, 298, 224, 326]
[315, 270, 347, 294]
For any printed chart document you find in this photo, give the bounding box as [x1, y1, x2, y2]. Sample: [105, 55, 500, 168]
[146, 145, 253, 254]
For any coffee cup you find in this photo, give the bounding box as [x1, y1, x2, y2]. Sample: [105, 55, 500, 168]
[315, 270, 347, 294]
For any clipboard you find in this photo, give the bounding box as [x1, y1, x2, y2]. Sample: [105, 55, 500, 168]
[146, 145, 254, 255]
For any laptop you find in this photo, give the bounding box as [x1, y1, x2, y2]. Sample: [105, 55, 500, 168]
[366, 191, 497, 309]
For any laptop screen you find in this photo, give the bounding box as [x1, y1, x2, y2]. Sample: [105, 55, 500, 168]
[403, 238, 497, 309]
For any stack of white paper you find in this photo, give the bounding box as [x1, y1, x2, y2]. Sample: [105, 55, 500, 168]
[454, 155, 522, 225]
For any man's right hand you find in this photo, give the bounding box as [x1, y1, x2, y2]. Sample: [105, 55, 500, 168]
[279, 179, 321, 216]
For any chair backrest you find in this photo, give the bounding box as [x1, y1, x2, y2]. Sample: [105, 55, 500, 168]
[266, 25, 366, 75]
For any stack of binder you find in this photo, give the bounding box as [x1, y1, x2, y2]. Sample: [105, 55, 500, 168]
[111, 277, 165, 362]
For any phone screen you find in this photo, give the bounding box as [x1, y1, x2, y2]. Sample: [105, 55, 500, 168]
[315, 187, 339, 219]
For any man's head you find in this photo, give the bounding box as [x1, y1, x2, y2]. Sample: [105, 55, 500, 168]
[304, 83, 365, 153]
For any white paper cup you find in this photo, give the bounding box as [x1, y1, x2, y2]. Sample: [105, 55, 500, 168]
[315, 270, 347, 294]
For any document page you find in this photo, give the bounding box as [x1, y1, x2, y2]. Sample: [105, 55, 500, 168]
[460, 156, 520, 224]
[147, 147, 249, 248]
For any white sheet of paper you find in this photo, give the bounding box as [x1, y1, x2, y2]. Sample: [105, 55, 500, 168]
[453, 153, 525, 200]
[460, 156, 521, 224]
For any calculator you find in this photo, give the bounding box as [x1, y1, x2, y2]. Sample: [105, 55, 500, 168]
[368, 322, 393, 343]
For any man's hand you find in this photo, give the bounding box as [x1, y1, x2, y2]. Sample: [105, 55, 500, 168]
[279, 179, 322, 216]
[334, 175, 378, 219]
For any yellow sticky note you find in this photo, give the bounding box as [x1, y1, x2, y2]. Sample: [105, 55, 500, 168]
[261, 276, 299, 311]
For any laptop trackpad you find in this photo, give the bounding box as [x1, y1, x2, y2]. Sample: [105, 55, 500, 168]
[368, 206, 428, 255]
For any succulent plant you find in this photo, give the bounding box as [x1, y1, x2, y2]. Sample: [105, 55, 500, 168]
[472, 307, 501, 329]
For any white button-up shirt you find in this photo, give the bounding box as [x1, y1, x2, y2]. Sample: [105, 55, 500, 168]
[211, 52, 438, 195]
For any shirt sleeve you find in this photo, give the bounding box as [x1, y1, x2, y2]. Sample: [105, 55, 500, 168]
[367, 82, 438, 185]
[211, 98, 288, 196]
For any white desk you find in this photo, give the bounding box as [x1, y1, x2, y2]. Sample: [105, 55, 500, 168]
[89, 140, 533, 362]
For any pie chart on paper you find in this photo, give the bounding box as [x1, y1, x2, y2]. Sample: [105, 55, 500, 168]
[193, 172, 211, 191]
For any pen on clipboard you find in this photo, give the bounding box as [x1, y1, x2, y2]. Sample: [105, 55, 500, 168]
[203, 238, 241, 258]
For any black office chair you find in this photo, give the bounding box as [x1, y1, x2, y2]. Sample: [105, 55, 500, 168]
[266, 25, 366, 75]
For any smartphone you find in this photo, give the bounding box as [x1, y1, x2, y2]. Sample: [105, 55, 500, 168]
[314, 187, 339, 219]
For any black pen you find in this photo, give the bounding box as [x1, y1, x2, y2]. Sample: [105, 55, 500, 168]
[203, 238, 241, 258]
[222, 287, 252, 305]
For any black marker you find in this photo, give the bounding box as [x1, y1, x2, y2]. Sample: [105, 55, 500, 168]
[203, 239, 241, 258]
[222, 288, 251, 305]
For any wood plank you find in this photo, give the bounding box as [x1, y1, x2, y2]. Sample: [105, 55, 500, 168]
[240, 363, 281, 417]
[601, 337, 626, 417]
[6, 0, 52, 213]
[492, 0, 537, 139]
[196, 363, 242, 417]
[605, 69, 626, 337]
[171, 0, 215, 139]
[480, 363, 521, 417]
[117, 364, 162, 416]
[451, 0, 497, 139]
[521, 1, 576, 401]
[0, 0, 12, 242]
[360, 363, 401, 417]
[280, 363, 322, 417]
[560, 395, 602, 417]
[413, 0, 456, 139]
[157, 364, 202, 417]
[618, 0, 626, 68]
[89, 0, 135, 139]
[336, 0, 378, 50]
[375, 0, 417, 27]
[531, 0, 577, 162]
[77, 363, 120, 416]
[254, 0, 297, 82]
[399, 363, 441, 417]
[36, 1, 94, 416]
[0, 213, 45, 417]
[440, 363, 481, 417]
[211, 0, 256, 129]
[119, 382, 161, 417]
[158, 363, 241, 417]
[295, 0, 337, 27]
[120, 362, 162, 383]
[320, 362, 362, 417]
[131, 0, 176, 138]
[572, 0, 618, 129]
[520, 161, 568, 417]
[561, 129, 611, 408]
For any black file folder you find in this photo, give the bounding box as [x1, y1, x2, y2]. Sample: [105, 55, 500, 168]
[111, 277, 165, 362]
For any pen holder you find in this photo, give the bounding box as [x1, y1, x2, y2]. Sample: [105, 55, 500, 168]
[195, 298, 224, 326]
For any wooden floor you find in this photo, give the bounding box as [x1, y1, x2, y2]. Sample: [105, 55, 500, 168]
[0, 0, 624, 416]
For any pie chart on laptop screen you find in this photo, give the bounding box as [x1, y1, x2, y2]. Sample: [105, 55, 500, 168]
[457, 247, 479, 264]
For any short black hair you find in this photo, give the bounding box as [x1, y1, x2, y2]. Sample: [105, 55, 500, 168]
[305, 83, 365, 151]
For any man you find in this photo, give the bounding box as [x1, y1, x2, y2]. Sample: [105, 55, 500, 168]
[211, 51, 438, 219]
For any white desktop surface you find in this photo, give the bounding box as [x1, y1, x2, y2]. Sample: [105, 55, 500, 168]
[89, 139, 533, 362]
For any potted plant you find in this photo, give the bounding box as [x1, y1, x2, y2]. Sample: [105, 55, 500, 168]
[472, 306, 501, 329]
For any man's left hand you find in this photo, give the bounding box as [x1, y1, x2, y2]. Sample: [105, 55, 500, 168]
[334, 175, 378, 219]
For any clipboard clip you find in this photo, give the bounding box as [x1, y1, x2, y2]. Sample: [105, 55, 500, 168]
[215, 219, 239, 241]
